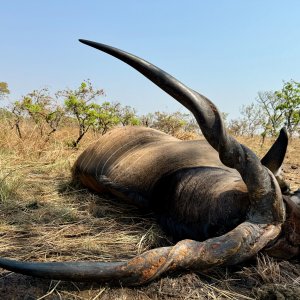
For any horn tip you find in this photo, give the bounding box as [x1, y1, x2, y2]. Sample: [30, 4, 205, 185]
[79, 39, 89, 44]
[280, 127, 288, 136]
[279, 127, 288, 143]
[78, 39, 105, 51]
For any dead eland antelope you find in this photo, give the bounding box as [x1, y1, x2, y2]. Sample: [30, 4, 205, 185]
[0, 40, 299, 286]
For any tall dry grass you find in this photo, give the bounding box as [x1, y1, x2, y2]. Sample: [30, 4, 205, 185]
[0, 121, 299, 299]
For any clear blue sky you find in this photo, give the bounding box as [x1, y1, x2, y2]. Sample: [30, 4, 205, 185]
[1, 1, 300, 119]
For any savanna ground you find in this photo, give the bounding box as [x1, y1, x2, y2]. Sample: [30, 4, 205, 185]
[0, 122, 300, 300]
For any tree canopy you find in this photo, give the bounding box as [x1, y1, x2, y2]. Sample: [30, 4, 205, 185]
[0, 82, 10, 100]
[275, 80, 300, 137]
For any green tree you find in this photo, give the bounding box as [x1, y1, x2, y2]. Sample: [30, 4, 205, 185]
[228, 118, 248, 136]
[59, 80, 105, 147]
[275, 80, 300, 137]
[240, 103, 263, 137]
[94, 101, 121, 135]
[151, 111, 189, 135]
[22, 88, 64, 139]
[228, 103, 262, 137]
[10, 88, 64, 140]
[22, 88, 53, 136]
[0, 82, 10, 100]
[118, 105, 140, 126]
[256, 91, 284, 137]
[140, 111, 198, 136]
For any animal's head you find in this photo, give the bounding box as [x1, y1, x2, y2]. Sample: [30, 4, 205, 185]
[265, 188, 300, 258]
[259, 127, 300, 258]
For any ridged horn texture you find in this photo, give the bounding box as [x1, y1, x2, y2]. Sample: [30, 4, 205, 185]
[0, 40, 285, 285]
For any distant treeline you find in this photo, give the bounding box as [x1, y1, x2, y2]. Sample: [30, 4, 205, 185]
[0, 79, 299, 147]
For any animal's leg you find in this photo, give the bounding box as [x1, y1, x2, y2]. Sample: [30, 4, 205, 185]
[96, 175, 150, 210]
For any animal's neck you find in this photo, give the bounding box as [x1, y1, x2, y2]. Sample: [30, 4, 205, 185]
[150, 167, 250, 241]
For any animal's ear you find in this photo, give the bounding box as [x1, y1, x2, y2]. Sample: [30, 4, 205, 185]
[261, 128, 290, 193]
[261, 127, 288, 175]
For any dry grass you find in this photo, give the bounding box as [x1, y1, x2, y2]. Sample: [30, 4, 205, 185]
[237, 135, 300, 190]
[0, 122, 300, 299]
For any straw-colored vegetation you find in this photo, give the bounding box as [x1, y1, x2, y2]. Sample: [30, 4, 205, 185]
[0, 120, 299, 299]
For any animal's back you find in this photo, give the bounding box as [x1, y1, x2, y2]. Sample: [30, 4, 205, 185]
[73, 126, 231, 194]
